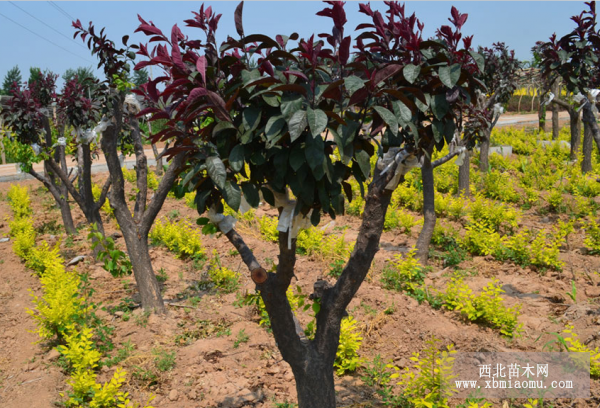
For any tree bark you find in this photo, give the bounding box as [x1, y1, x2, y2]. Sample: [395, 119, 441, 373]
[29, 167, 77, 235]
[569, 107, 581, 161]
[479, 128, 491, 172]
[538, 104, 546, 133]
[582, 120, 594, 174]
[458, 150, 470, 196]
[416, 153, 436, 265]
[293, 357, 336, 408]
[551, 81, 560, 140]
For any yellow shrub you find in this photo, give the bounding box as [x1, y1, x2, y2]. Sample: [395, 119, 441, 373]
[7, 184, 31, 219]
[11, 217, 36, 260]
[561, 325, 600, 377]
[25, 240, 63, 275]
[258, 215, 279, 243]
[92, 183, 113, 217]
[149, 218, 206, 259]
[28, 261, 84, 340]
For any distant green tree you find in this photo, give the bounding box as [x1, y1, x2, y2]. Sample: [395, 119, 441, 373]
[2, 66, 22, 95]
[28, 67, 42, 85]
[133, 68, 148, 87]
[63, 66, 97, 94]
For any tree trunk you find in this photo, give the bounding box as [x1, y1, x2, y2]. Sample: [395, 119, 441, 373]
[121, 224, 165, 312]
[569, 107, 581, 161]
[582, 121, 594, 173]
[551, 81, 560, 140]
[458, 150, 470, 196]
[479, 128, 491, 172]
[293, 357, 336, 408]
[416, 154, 436, 265]
[538, 104, 546, 133]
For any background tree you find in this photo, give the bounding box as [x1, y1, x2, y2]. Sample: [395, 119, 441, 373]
[132, 68, 148, 88]
[2, 65, 22, 96]
[72, 19, 189, 313]
[63, 66, 98, 95]
[538, 1, 600, 173]
[28, 67, 42, 86]
[132, 2, 487, 406]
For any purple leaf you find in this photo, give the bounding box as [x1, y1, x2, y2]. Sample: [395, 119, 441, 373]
[235, 2, 244, 37]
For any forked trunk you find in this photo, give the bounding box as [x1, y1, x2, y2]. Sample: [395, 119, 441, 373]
[416, 154, 436, 265]
[458, 150, 470, 196]
[479, 129, 491, 172]
[293, 356, 336, 408]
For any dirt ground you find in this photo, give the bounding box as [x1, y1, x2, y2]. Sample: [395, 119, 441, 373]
[1, 137, 600, 408]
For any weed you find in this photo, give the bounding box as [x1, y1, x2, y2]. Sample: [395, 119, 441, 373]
[134, 310, 151, 328]
[152, 348, 176, 372]
[89, 223, 132, 277]
[156, 268, 168, 283]
[233, 329, 250, 348]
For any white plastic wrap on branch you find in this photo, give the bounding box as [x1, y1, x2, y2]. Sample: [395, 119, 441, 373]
[239, 196, 251, 214]
[31, 143, 41, 156]
[124, 94, 142, 114]
[493, 103, 505, 116]
[71, 128, 96, 145]
[377, 148, 420, 190]
[542, 92, 554, 107]
[207, 206, 236, 234]
[94, 119, 110, 135]
[454, 147, 467, 166]
[57, 137, 67, 146]
[271, 188, 311, 250]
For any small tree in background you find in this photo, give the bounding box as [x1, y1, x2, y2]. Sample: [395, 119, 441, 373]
[132, 68, 148, 88]
[72, 19, 189, 313]
[132, 1, 487, 405]
[2, 65, 22, 96]
[473, 43, 520, 173]
[539, 1, 600, 173]
[63, 66, 98, 95]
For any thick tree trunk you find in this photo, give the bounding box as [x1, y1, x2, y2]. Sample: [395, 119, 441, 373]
[458, 150, 470, 197]
[538, 104, 546, 133]
[57, 197, 76, 235]
[122, 228, 165, 312]
[293, 357, 336, 408]
[416, 154, 436, 265]
[551, 81, 560, 140]
[479, 128, 491, 172]
[569, 107, 581, 161]
[582, 122, 594, 173]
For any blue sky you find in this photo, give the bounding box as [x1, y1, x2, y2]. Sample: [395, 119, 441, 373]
[0, 1, 587, 89]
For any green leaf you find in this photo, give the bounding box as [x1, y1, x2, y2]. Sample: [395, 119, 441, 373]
[262, 94, 280, 107]
[229, 145, 244, 173]
[260, 186, 275, 206]
[438, 64, 461, 88]
[265, 115, 286, 141]
[288, 110, 307, 142]
[212, 121, 235, 137]
[416, 93, 430, 113]
[241, 182, 260, 208]
[280, 93, 303, 119]
[306, 107, 327, 138]
[355, 150, 371, 179]
[206, 156, 227, 189]
[431, 94, 449, 120]
[373, 106, 398, 136]
[344, 75, 366, 96]
[196, 217, 209, 226]
[221, 181, 241, 211]
[392, 100, 412, 123]
[242, 107, 261, 131]
[403, 64, 420, 84]
[469, 50, 485, 73]
[305, 134, 325, 174]
[290, 144, 305, 172]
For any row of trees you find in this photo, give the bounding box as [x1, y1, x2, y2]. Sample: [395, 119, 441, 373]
[3, 1, 600, 407]
[0, 64, 149, 95]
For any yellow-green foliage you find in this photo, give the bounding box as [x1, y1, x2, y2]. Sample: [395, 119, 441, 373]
[150, 218, 206, 259]
[547, 189, 566, 213]
[122, 166, 159, 191]
[11, 216, 36, 259]
[391, 336, 457, 408]
[184, 192, 195, 209]
[462, 221, 503, 256]
[258, 215, 279, 242]
[442, 278, 522, 337]
[382, 249, 425, 296]
[92, 183, 113, 217]
[122, 166, 137, 183]
[529, 228, 564, 271]
[7, 184, 32, 219]
[585, 219, 600, 255]
[468, 194, 520, 233]
[28, 259, 85, 340]
[297, 228, 354, 262]
[25, 240, 63, 275]
[482, 170, 519, 203]
[386, 208, 422, 235]
[59, 326, 151, 408]
[392, 181, 423, 212]
[208, 250, 240, 293]
[334, 316, 363, 376]
[561, 325, 600, 377]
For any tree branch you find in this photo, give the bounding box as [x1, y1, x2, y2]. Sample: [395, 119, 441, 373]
[95, 176, 112, 212]
[46, 159, 85, 209]
[224, 228, 263, 275]
[432, 150, 460, 168]
[128, 114, 148, 224]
